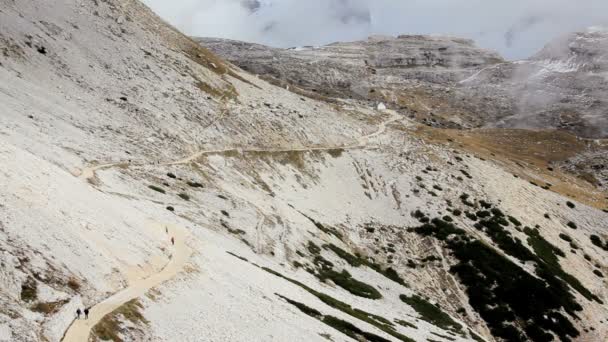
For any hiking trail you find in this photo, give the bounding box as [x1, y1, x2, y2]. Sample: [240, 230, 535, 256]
[62, 223, 192, 342]
[78, 110, 403, 182]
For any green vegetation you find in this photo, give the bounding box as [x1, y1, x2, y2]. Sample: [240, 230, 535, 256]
[178, 193, 190, 201]
[302, 214, 343, 239]
[324, 243, 407, 286]
[566, 201, 576, 209]
[395, 319, 416, 329]
[460, 170, 472, 179]
[507, 216, 522, 226]
[316, 269, 382, 299]
[469, 329, 485, 342]
[308, 241, 321, 255]
[567, 221, 578, 229]
[327, 148, 344, 158]
[559, 233, 572, 242]
[412, 214, 590, 341]
[322, 315, 392, 342]
[593, 270, 604, 278]
[187, 181, 204, 188]
[399, 294, 462, 333]
[92, 299, 148, 342]
[148, 185, 166, 194]
[256, 266, 414, 342]
[452, 209, 462, 216]
[20, 277, 37, 302]
[459, 193, 474, 207]
[590, 235, 608, 251]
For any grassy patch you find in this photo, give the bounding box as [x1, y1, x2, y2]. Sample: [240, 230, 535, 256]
[92, 299, 148, 342]
[324, 244, 407, 286]
[316, 269, 382, 299]
[399, 294, 462, 333]
[32, 299, 69, 315]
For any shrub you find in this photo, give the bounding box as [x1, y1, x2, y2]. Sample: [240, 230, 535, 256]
[67, 278, 81, 292]
[452, 209, 462, 216]
[433, 185, 443, 191]
[590, 235, 603, 248]
[442, 215, 453, 222]
[178, 193, 190, 201]
[317, 269, 382, 299]
[221, 210, 230, 217]
[508, 216, 522, 227]
[558, 234, 572, 242]
[187, 181, 204, 188]
[20, 277, 37, 302]
[166, 206, 175, 212]
[166, 172, 176, 179]
[593, 270, 604, 278]
[566, 201, 576, 209]
[567, 221, 578, 229]
[399, 294, 462, 332]
[544, 213, 550, 219]
[148, 185, 165, 194]
[307, 241, 321, 255]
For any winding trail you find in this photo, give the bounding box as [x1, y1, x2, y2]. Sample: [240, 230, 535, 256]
[62, 224, 192, 342]
[78, 110, 402, 181]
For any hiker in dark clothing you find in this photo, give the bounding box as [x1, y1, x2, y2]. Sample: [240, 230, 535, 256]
[171, 237, 175, 245]
[76, 308, 81, 319]
[84, 308, 89, 319]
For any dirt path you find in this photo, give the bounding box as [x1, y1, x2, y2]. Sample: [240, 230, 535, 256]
[62, 223, 192, 342]
[79, 110, 402, 181]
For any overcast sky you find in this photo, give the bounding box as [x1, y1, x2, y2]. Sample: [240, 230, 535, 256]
[142, 0, 608, 60]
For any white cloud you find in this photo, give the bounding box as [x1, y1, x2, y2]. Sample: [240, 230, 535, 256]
[142, 0, 608, 59]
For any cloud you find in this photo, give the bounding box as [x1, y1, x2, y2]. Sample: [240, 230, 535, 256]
[142, 0, 608, 59]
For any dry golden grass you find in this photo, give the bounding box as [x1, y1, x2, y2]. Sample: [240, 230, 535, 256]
[412, 125, 608, 209]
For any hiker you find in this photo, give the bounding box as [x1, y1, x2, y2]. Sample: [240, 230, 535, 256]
[76, 308, 81, 319]
[84, 307, 89, 319]
[171, 237, 175, 245]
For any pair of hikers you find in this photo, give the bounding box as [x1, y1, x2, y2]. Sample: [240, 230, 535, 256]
[76, 307, 89, 319]
[166, 226, 174, 246]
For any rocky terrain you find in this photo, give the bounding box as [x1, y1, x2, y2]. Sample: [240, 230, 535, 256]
[0, 1, 607, 342]
[199, 28, 608, 139]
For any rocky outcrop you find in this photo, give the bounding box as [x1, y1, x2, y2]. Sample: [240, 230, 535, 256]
[200, 28, 608, 138]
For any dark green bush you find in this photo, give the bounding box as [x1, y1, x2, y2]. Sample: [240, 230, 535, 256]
[148, 185, 166, 194]
[178, 193, 190, 201]
[559, 233, 572, 242]
[317, 269, 382, 299]
[399, 294, 462, 332]
[567, 221, 578, 229]
[566, 201, 576, 209]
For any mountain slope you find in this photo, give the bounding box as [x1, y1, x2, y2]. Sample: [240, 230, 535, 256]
[1, 1, 608, 342]
[199, 29, 608, 139]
